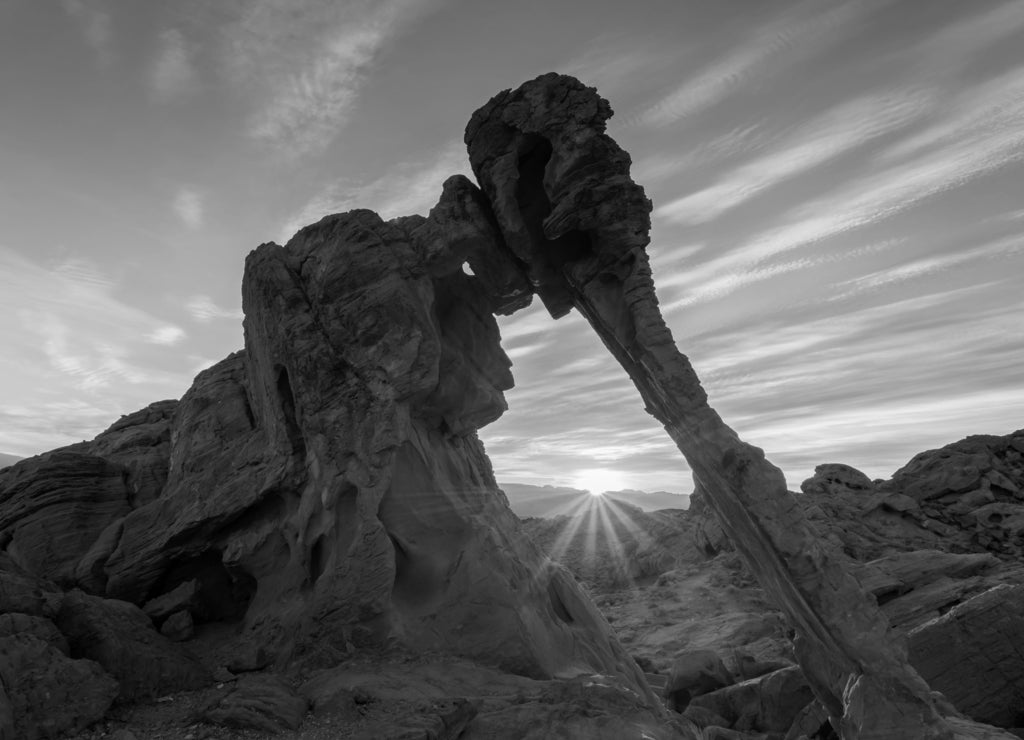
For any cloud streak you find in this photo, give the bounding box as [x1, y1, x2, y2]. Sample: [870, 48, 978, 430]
[186, 295, 243, 323]
[656, 88, 934, 225]
[226, 0, 438, 157]
[278, 139, 471, 242]
[62, 0, 114, 66]
[173, 188, 204, 229]
[151, 29, 198, 102]
[0, 248, 193, 454]
[634, 0, 876, 127]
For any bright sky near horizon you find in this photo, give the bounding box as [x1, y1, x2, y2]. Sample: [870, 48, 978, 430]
[1, 0, 1022, 494]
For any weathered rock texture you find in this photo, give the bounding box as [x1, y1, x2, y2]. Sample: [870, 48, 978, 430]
[1, 72, 1019, 739]
[0, 78, 659, 726]
[464, 73, 1015, 738]
[527, 429, 1024, 736]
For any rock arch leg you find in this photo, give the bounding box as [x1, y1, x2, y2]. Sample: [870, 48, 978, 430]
[465, 72, 1013, 739]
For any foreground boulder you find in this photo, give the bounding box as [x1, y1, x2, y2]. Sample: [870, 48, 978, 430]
[55, 590, 210, 700]
[199, 674, 308, 732]
[908, 584, 1024, 727]
[0, 632, 118, 740]
[300, 655, 693, 740]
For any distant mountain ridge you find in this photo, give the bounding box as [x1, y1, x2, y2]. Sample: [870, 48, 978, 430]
[500, 482, 690, 519]
[0, 453, 21, 469]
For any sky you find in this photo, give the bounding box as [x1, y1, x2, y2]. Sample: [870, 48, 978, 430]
[1, 0, 1022, 495]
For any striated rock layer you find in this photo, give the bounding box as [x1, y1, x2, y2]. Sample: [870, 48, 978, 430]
[1, 72, 1018, 739]
[464, 73, 1016, 738]
[0, 126, 656, 718]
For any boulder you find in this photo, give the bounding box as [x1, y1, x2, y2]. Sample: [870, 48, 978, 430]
[888, 431, 1024, 560]
[800, 464, 874, 496]
[0, 632, 118, 739]
[199, 673, 307, 732]
[55, 590, 210, 700]
[0, 614, 67, 654]
[142, 579, 201, 622]
[688, 666, 813, 734]
[0, 554, 54, 617]
[664, 649, 733, 712]
[908, 584, 1024, 727]
[0, 452, 131, 584]
[160, 609, 194, 641]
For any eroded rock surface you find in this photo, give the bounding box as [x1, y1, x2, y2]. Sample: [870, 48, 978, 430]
[465, 72, 1013, 737]
[0, 632, 118, 740]
[1, 72, 1019, 740]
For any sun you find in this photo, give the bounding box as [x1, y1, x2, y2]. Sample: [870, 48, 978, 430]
[572, 467, 627, 497]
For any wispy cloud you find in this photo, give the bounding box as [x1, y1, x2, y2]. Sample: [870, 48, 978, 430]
[226, 0, 439, 157]
[558, 38, 673, 102]
[679, 64, 1024, 286]
[146, 326, 187, 346]
[689, 283, 1024, 485]
[278, 139, 471, 242]
[634, 0, 876, 127]
[186, 295, 243, 323]
[0, 248, 192, 453]
[655, 88, 933, 225]
[151, 29, 198, 103]
[633, 124, 765, 184]
[173, 187, 204, 228]
[61, 0, 114, 66]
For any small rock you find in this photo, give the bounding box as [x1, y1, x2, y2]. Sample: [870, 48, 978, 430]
[663, 649, 733, 712]
[212, 665, 236, 682]
[160, 609, 194, 641]
[690, 666, 813, 733]
[199, 673, 308, 732]
[226, 642, 273, 673]
[800, 463, 873, 496]
[143, 580, 202, 622]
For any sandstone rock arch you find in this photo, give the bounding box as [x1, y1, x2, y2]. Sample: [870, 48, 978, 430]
[460, 73, 1013, 739]
[1, 73, 1017, 739]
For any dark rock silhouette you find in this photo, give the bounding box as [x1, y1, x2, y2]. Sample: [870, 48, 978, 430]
[1, 73, 1021, 738]
[524, 427, 1024, 736]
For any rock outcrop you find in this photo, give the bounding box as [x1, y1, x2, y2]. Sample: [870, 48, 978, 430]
[1, 72, 1019, 739]
[526, 428, 1024, 736]
[465, 73, 1013, 737]
[0, 75, 680, 740]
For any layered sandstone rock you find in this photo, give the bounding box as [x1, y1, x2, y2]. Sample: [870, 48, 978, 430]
[465, 73, 1015, 738]
[1, 72, 1019, 739]
[0, 150, 655, 717]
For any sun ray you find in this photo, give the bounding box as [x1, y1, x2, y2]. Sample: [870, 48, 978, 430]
[594, 497, 639, 589]
[545, 495, 596, 563]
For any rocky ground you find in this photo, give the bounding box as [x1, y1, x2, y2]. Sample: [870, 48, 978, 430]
[519, 428, 1024, 737]
[2, 429, 1018, 739]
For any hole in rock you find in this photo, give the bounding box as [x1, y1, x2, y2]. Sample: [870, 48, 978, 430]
[514, 134, 594, 270]
[666, 687, 691, 713]
[309, 535, 327, 583]
[461, 261, 475, 276]
[547, 581, 575, 625]
[874, 588, 904, 607]
[275, 365, 306, 459]
[987, 512, 1004, 524]
[152, 549, 256, 623]
[387, 533, 442, 609]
